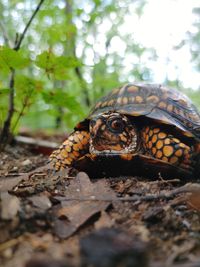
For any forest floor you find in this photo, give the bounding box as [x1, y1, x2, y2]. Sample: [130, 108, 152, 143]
[1, 137, 200, 267]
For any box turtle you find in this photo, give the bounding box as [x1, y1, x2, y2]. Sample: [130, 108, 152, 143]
[50, 83, 200, 178]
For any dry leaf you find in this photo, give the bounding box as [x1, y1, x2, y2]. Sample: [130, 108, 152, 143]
[53, 172, 115, 239]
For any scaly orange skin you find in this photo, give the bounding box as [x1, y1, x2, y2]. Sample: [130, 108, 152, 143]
[142, 125, 193, 172]
[50, 131, 90, 170]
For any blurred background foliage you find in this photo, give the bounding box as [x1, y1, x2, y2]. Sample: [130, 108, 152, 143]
[0, 0, 200, 136]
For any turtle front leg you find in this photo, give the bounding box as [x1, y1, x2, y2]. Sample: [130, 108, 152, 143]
[50, 131, 90, 171]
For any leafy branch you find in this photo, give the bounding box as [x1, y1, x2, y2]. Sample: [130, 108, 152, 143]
[0, 0, 45, 149]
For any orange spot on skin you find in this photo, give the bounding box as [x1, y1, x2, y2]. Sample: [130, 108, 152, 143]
[156, 140, 163, 149]
[60, 150, 68, 158]
[162, 156, 168, 162]
[152, 147, 157, 155]
[149, 130, 153, 137]
[156, 150, 163, 159]
[184, 152, 190, 158]
[73, 135, 80, 142]
[84, 131, 89, 137]
[152, 135, 157, 143]
[64, 159, 72, 165]
[148, 142, 153, 149]
[169, 156, 179, 164]
[175, 149, 183, 157]
[55, 162, 62, 170]
[88, 154, 97, 160]
[63, 139, 70, 145]
[110, 144, 123, 151]
[179, 142, 187, 149]
[67, 137, 73, 142]
[81, 135, 90, 145]
[65, 146, 72, 152]
[73, 143, 82, 151]
[145, 135, 149, 143]
[120, 154, 133, 160]
[67, 141, 73, 147]
[153, 128, 160, 134]
[73, 151, 80, 158]
[163, 146, 174, 157]
[145, 127, 150, 133]
[77, 133, 84, 140]
[158, 132, 167, 139]
[173, 138, 180, 144]
[164, 138, 171, 145]
[68, 153, 76, 159]
[119, 134, 127, 142]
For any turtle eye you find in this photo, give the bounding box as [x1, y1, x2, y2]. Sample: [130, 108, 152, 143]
[107, 117, 125, 133]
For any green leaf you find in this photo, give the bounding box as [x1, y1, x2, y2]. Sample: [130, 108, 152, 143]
[42, 89, 85, 116]
[35, 51, 81, 80]
[15, 75, 43, 96]
[0, 46, 30, 71]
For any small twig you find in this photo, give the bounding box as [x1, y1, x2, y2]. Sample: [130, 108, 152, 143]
[56, 183, 200, 203]
[14, 0, 45, 51]
[148, 178, 181, 185]
[11, 88, 34, 133]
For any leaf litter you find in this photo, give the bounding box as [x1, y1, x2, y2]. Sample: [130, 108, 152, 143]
[0, 144, 200, 267]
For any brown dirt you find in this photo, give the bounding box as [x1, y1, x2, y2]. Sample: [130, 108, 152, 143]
[1, 142, 200, 267]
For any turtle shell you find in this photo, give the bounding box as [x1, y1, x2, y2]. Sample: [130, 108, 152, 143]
[87, 83, 200, 140]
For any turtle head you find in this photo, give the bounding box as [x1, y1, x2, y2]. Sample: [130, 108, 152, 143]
[89, 112, 137, 155]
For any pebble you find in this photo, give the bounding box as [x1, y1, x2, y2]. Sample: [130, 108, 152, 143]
[21, 159, 32, 166]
